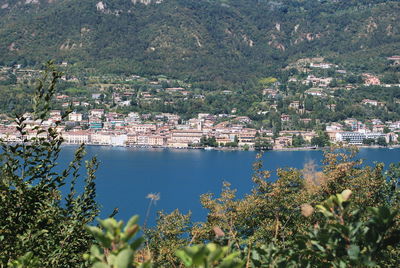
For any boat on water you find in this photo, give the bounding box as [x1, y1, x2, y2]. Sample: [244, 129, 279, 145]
[204, 147, 214, 150]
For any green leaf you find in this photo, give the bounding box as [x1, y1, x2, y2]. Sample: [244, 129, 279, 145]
[338, 260, 347, 268]
[99, 218, 118, 233]
[347, 245, 360, 260]
[92, 263, 109, 268]
[86, 226, 112, 248]
[219, 252, 243, 268]
[191, 246, 208, 266]
[124, 215, 139, 233]
[207, 244, 223, 263]
[310, 241, 326, 252]
[122, 225, 139, 242]
[115, 248, 134, 268]
[138, 261, 152, 268]
[176, 250, 193, 267]
[90, 245, 103, 259]
[251, 249, 260, 261]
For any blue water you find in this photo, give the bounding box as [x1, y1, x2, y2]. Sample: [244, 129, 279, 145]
[57, 146, 400, 225]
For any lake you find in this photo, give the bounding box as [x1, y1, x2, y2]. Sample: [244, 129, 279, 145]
[58, 146, 400, 225]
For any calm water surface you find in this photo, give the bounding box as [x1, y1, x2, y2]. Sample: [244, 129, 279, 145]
[58, 147, 400, 225]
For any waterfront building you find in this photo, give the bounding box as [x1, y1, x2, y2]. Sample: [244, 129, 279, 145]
[62, 131, 90, 144]
[336, 132, 365, 145]
[274, 136, 293, 149]
[148, 135, 167, 146]
[215, 136, 232, 145]
[336, 132, 386, 145]
[26, 130, 48, 141]
[91, 132, 112, 145]
[238, 131, 256, 147]
[136, 135, 150, 146]
[126, 134, 138, 145]
[110, 134, 127, 146]
[168, 129, 203, 147]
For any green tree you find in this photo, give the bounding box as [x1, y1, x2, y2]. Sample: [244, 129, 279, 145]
[292, 135, 305, 147]
[250, 190, 400, 267]
[311, 131, 330, 147]
[200, 136, 218, 147]
[363, 138, 375, 145]
[146, 210, 191, 267]
[0, 62, 99, 267]
[377, 137, 388, 146]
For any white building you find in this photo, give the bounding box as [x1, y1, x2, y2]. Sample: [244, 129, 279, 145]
[91, 132, 112, 145]
[90, 109, 105, 118]
[62, 131, 90, 144]
[68, 112, 83, 122]
[336, 132, 386, 145]
[110, 134, 127, 146]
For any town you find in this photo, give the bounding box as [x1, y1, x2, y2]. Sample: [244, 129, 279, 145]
[0, 56, 399, 150]
[0, 109, 398, 150]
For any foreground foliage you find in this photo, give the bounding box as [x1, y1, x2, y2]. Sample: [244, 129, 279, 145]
[84, 216, 150, 268]
[250, 190, 399, 267]
[85, 189, 399, 267]
[145, 148, 400, 267]
[0, 63, 99, 267]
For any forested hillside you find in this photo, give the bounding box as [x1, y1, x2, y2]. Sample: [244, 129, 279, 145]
[0, 0, 399, 85]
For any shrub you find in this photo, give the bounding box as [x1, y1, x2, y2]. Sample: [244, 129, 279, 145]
[0, 62, 99, 267]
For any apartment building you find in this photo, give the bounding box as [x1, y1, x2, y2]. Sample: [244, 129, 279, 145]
[62, 131, 90, 144]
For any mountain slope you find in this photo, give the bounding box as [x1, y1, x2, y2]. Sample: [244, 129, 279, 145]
[0, 0, 399, 84]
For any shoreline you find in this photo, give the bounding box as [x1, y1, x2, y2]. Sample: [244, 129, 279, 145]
[59, 143, 400, 152]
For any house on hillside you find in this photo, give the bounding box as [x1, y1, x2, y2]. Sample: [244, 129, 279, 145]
[305, 88, 326, 97]
[289, 101, 300, 110]
[362, 73, 381, 86]
[281, 114, 290, 122]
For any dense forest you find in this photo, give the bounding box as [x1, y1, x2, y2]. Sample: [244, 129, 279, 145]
[0, 0, 399, 86]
